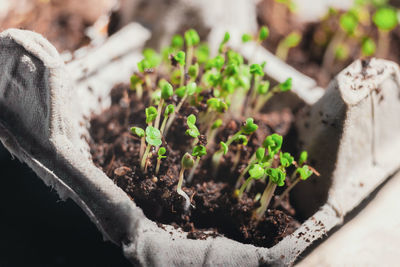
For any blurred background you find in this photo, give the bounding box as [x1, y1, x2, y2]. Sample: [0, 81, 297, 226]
[1, 0, 400, 266]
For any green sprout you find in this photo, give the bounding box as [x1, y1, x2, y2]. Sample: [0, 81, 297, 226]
[130, 126, 145, 159]
[171, 34, 184, 49]
[188, 63, 199, 81]
[155, 147, 167, 175]
[235, 133, 283, 190]
[160, 104, 175, 136]
[164, 82, 197, 136]
[177, 153, 195, 211]
[184, 29, 200, 67]
[174, 51, 186, 87]
[219, 32, 230, 54]
[253, 78, 292, 114]
[258, 26, 269, 42]
[373, 7, 398, 57]
[276, 31, 302, 61]
[185, 114, 200, 144]
[273, 151, 319, 208]
[140, 126, 162, 172]
[212, 118, 258, 175]
[145, 106, 158, 126]
[154, 80, 173, 129]
[187, 145, 207, 183]
[241, 33, 252, 43]
[130, 74, 144, 99]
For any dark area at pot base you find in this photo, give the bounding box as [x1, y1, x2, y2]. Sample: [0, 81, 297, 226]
[88, 84, 310, 248]
[0, 152, 131, 267]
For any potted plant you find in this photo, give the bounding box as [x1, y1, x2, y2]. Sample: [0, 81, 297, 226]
[1, 21, 400, 266]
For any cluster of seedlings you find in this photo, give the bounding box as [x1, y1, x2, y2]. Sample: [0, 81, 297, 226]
[127, 28, 318, 221]
[257, 0, 399, 86]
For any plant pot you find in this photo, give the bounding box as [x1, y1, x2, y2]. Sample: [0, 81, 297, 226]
[1, 27, 400, 266]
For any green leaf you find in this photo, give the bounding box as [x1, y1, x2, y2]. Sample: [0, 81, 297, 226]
[211, 119, 223, 129]
[222, 77, 236, 94]
[373, 7, 398, 31]
[184, 29, 200, 46]
[279, 78, 292, 92]
[361, 37, 376, 57]
[296, 165, 313, 180]
[241, 118, 258, 135]
[186, 114, 200, 138]
[145, 126, 162, 146]
[188, 63, 199, 79]
[220, 142, 228, 155]
[192, 145, 207, 157]
[181, 152, 195, 169]
[258, 26, 269, 41]
[280, 152, 294, 168]
[249, 164, 265, 179]
[158, 147, 167, 159]
[263, 134, 283, 155]
[137, 59, 152, 73]
[145, 106, 158, 124]
[160, 80, 174, 99]
[222, 32, 230, 44]
[207, 98, 228, 113]
[224, 64, 239, 76]
[164, 104, 175, 117]
[257, 81, 270, 94]
[242, 33, 252, 43]
[171, 34, 184, 49]
[250, 64, 264, 76]
[282, 31, 302, 48]
[256, 147, 266, 161]
[266, 168, 286, 186]
[298, 151, 308, 166]
[130, 126, 145, 138]
[340, 12, 359, 34]
[174, 51, 186, 66]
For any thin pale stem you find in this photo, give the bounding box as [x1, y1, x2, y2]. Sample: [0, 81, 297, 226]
[255, 179, 277, 219]
[139, 137, 145, 159]
[179, 65, 185, 88]
[238, 176, 253, 198]
[164, 95, 187, 136]
[186, 46, 193, 68]
[155, 158, 161, 175]
[235, 153, 256, 188]
[160, 115, 168, 136]
[186, 156, 200, 183]
[141, 145, 151, 171]
[136, 83, 143, 99]
[154, 99, 164, 129]
[177, 168, 191, 211]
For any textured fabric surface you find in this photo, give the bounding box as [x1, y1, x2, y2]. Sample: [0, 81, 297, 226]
[0, 28, 399, 267]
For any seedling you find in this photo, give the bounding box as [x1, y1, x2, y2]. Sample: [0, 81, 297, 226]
[145, 106, 158, 126]
[160, 104, 175, 135]
[219, 32, 230, 54]
[361, 37, 376, 57]
[276, 31, 302, 61]
[164, 82, 197, 135]
[174, 51, 186, 87]
[184, 29, 200, 67]
[155, 147, 167, 175]
[212, 118, 258, 175]
[253, 78, 292, 114]
[185, 114, 200, 146]
[273, 151, 319, 208]
[130, 74, 144, 99]
[130, 126, 145, 159]
[373, 6, 398, 57]
[140, 126, 162, 172]
[322, 10, 359, 70]
[177, 153, 195, 211]
[187, 145, 207, 183]
[154, 80, 173, 129]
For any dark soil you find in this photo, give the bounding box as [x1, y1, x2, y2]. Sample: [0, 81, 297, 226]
[89, 83, 302, 248]
[257, 0, 400, 87]
[0, 0, 107, 52]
